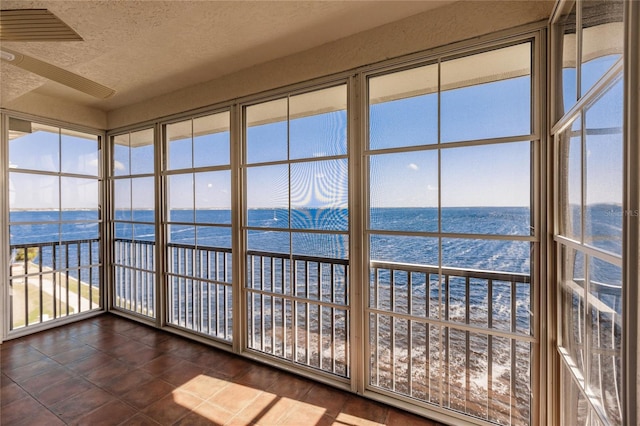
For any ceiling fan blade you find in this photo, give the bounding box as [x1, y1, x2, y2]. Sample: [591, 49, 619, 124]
[1, 47, 115, 99]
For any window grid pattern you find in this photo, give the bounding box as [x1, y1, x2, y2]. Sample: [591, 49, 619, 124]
[163, 112, 233, 342]
[555, 0, 624, 424]
[242, 84, 350, 377]
[8, 121, 102, 331]
[111, 128, 156, 318]
[365, 41, 537, 425]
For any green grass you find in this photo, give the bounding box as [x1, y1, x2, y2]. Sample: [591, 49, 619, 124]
[11, 281, 73, 328]
[10, 270, 100, 329]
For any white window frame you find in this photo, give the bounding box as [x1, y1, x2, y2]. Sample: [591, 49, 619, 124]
[549, 0, 639, 424]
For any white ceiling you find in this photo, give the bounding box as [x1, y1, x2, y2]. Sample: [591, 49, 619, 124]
[0, 1, 456, 112]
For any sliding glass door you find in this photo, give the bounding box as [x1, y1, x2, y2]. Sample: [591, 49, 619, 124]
[111, 128, 156, 318]
[365, 39, 539, 424]
[242, 84, 350, 377]
[7, 118, 102, 332]
[163, 111, 233, 341]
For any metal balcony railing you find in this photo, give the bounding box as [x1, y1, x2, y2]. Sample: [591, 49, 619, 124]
[246, 250, 350, 378]
[8, 239, 101, 331]
[167, 242, 233, 341]
[113, 238, 155, 318]
[368, 260, 533, 425]
[113, 239, 234, 340]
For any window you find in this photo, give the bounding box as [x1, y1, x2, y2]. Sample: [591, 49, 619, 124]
[8, 119, 102, 330]
[243, 84, 350, 377]
[558, 0, 623, 116]
[111, 128, 156, 317]
[366, 41, 537, 424]
[557, 78, 623, 426]
[164, 112, 233, 340]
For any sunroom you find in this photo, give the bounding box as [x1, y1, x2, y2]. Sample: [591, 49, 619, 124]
[1, 1, 638, 425]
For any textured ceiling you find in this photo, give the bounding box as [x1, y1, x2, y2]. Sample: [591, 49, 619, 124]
[0, 0, 455, 112]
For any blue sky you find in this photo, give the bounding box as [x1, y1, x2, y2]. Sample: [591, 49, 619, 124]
[368, 75, 533, 208]
[9, 131, 99, 210]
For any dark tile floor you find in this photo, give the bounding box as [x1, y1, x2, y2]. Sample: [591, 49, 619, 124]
[1, 314, 444, 425]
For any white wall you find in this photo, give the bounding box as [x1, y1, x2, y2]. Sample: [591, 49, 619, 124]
[107, 0, 553, 129]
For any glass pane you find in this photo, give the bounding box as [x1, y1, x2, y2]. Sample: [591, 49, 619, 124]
[443, 207, 531, 236]
[61, 220, 99, 241]
[113, 134, 130, 176]
[291, 232, 348, 259]
[585, 80, 623, 255]
[442, 238, 531, 274]
[560, 246, 586, 373]
[290, 85, 347, 159]
[168, 224, 195, 244]
[61, 177, 99, 219]
[9, 172, 59, 214]
[9, 122, 59, 172]
[60, 210, 99, 221]
[247, 230, 290, 254]
[370, 151, 438, 232]
[290, 159, 348, 231]
[193, 112, 230, 168]
[131, 177, 155, 215]
[369, 64, 438, 149]
[133, 209, 154, 223]
[246, 164, 289, 228]
[10, 223, 59, 245]
[114, 222, 132, 240]
[560, 1, 578, 114]
[61, 131, 99, 176]
[10, 210, 59, 224]
[168, 209, 193, 224]
[196, 225, 231, 248]
[587, 257, 622, 424]
[133, 224, 155, 242]
[129, 128, 154, 175]
[246, 98, 288, 164]
[589, 257, 621, 313]
[441, 142, 531, 234]
[370, 235, 439, 266]
[167, 174, 194, 222]
[580, 0, 623, 96]
[167, 119, 192, 170]
[114, 179, 131, 221]
[560, 117, 582, 240]
[441, 43, 531, 142]
[562, 366, 590, 426]
[194, 171, 231, 224]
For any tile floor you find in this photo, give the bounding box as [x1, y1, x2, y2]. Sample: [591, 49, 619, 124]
[1, 314, 444, 425]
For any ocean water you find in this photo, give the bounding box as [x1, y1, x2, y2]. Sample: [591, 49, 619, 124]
[9, 205, 623, 275]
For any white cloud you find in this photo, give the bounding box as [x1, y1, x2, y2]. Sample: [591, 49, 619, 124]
[427, 184, 437, 191]
[407, 163, 419, 171]
[114, 160, 125, 170]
